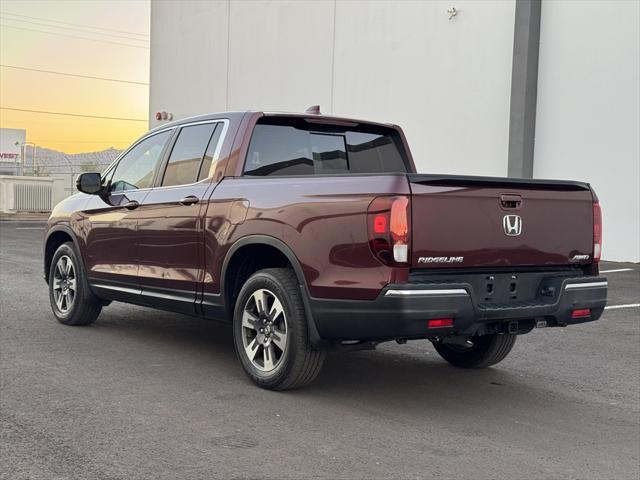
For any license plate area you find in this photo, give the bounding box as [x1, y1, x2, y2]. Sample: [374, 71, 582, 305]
[481, 273, 526, 303]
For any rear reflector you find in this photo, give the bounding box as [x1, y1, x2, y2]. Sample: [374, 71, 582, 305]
[427, 318, 454, 328]
[571, 308, 591, 318]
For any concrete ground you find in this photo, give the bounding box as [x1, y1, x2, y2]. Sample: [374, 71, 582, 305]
[1, 221, 638, 480]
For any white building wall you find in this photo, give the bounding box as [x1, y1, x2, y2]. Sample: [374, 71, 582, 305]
[227, 1, 334, 113]
[150, 1, 229, 121]
[534, 0, 640, 262]
[150, 0, 639, 261]
[151, 0, 516, 177]
[332, 1, 515, 176]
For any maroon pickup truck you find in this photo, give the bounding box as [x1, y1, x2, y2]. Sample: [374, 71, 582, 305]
[44, 110, 607, 390]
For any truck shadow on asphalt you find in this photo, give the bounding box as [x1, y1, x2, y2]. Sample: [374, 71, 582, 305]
[92, 305, 586, 422]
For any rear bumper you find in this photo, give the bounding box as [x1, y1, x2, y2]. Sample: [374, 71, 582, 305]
[310, 276, 607, 341]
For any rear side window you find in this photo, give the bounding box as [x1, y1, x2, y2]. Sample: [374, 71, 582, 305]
[244, 120, 408, 176]
[162, 123, 217, 187]
[198, 123, 224, 181]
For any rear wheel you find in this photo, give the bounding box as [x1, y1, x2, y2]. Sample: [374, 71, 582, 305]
[232, 268, 325, 390]
[433, 333, 516, 368]
[48, 242, 101, 326]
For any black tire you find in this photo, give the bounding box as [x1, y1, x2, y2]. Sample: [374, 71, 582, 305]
[48, 241, 102, 326]
[433, 334, 516, 368]
[232, 268, 325, 390]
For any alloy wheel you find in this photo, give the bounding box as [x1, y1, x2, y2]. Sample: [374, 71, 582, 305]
[241, 288, 288, 372]
[52, 255, 76, 313]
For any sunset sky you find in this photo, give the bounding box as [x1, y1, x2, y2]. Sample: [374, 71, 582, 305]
[0, 0, 150, 153]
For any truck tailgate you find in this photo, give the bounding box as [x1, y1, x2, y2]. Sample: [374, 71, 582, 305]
[408, 174, 595, 269]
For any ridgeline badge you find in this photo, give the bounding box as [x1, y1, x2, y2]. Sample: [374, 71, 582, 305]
[418, 256, 464, 264]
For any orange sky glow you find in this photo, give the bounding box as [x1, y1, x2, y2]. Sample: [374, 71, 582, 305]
[0, 0, 150, 153]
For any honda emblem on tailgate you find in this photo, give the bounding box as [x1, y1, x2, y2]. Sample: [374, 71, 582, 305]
[503, 215, 522, 236]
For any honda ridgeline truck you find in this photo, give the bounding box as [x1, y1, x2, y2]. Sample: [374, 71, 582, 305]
[44, 110, 608, 389]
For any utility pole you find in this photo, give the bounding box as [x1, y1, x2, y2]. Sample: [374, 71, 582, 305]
[19, 142, 36, 176]
[61, 153, 74, 196]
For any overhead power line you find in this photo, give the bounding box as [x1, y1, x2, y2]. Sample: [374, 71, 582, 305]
[0, 11, 149, 38]
[0, 15, 149, 43]
[0, 24, 150, 49]
[0, 14, 149, 44]
[1, 65, 148, 86]
[1, 107, 147, 122]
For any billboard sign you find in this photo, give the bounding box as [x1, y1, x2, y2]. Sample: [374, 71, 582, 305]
[0, 128, 27, 175]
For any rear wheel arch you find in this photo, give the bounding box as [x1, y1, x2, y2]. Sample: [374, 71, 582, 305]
[221, 236, 308, 317]
[221, 235, 326, 347]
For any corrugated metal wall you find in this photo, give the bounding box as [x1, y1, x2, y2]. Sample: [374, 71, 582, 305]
[13, 182, 52, 212]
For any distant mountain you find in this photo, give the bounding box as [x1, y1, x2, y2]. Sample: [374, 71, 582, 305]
[25, 146, 122, 175]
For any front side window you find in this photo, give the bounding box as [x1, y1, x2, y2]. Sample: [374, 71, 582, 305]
[162, 123, 217, 187]
[110, 131, 171, 192]
[243, 120, 408, 176]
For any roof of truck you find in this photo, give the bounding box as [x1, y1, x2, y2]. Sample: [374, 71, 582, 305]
[148, 110, 397, 134]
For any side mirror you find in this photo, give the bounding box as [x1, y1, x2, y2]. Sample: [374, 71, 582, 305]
[76, 172, 103, 195]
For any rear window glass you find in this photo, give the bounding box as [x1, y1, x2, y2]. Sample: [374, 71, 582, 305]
[346, 131, 406, 174]
[245, 125, 313, 176]
[197, 123, 224, 181]
[311, 133, 348, 173]
[162, 123, 216, 187]
[244, 118, 408, 176]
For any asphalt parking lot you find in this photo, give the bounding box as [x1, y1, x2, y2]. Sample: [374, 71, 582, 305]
[1, 221, 639, 480]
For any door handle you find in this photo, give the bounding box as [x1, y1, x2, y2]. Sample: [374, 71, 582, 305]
[123, 200, 139, 210]
[179, 195, 199, 206]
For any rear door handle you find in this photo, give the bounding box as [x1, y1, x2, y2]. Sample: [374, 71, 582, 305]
[123, 200, 139, 210]
[179, 195, 199, 206]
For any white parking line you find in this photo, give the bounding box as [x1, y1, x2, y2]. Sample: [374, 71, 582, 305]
[15, 227, 43, 230]
[605, 304, 640, 310]
[600, 268, 634, 273]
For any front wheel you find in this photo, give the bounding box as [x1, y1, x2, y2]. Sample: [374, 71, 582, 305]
[232, 268, 325, 390]
[48, 242, 102, 326]
[433, 333, 516, 368]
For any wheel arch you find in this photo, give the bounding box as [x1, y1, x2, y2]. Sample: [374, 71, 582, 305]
[221, 235, 326, 347]
[44, 226, 84, 284]
[221, 235, 308, 306]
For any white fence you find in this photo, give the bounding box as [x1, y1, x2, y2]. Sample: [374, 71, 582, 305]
[0, 175, 67, 213]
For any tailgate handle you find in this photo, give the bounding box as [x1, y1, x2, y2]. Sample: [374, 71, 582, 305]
[500, 194, 522, 209]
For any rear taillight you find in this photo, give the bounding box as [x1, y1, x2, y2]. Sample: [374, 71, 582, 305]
[593, 202, 602, 263]
[368, 196, 410, 266]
